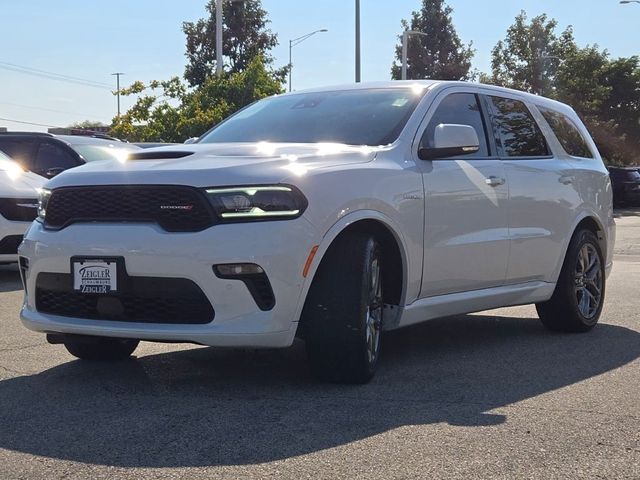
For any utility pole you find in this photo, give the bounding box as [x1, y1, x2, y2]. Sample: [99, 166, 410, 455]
[216, 0, 223, 76]
[355, 0, 361, 82]
[289, 39, 293, 91]
[111, 72, 124, 117]
[401, 32, 408, 81]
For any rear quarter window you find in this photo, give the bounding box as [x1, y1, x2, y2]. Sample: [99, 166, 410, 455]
[539, 106, 593, 159]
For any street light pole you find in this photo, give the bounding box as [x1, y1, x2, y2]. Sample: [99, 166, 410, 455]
[111, 72, 124, 117]
[620, 1, 640, 4]
[216, 0, 223, 76]
[538, 55, 563, 96]
[401, 30, 430, 80]
[288, 29, 328, 92]
[355, 0, 361, 82]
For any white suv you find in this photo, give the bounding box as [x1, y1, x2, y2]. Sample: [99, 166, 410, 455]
[0, 151, 44, 264]
[19, 81, 615, 383]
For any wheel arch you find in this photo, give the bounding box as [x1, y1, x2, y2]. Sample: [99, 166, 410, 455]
[552, 212, 608, 283]
[295, 211, 410, 325]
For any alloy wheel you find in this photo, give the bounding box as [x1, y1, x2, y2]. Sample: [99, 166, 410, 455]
[574, 243, 602, 319]
[365, 258, 383, 364]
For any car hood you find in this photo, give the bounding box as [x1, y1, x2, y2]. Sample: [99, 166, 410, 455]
[46, 143, 380, 189]
[0, 167, 45, 197]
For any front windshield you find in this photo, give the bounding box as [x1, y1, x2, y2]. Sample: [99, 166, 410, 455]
[199, 88, 427, 147]
[73, 145, 137, 162]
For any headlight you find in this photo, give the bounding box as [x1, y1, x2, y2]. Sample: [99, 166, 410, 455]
[36, 188, 52, 223]
[204, 185, 307, 222]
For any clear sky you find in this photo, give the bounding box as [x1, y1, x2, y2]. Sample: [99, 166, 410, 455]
[0, 0, 637, 132]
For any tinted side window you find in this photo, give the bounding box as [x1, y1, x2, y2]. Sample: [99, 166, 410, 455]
[35, 142, 80, 171]
[0, 139, 36, 169]
[488, 96, 549, 157]
[421, 93, 489, 157]
[538, 106, 593, 158]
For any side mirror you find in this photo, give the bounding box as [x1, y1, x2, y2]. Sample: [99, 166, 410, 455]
[418, 124, 480, 161]
[184, 137, 199, 145]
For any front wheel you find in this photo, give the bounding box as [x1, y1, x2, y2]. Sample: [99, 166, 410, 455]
[64, 336, 139, 361]
[536, 229, 605, 333]
[302, 232, 383, 384]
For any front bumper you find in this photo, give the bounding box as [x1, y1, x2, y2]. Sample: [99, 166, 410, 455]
[19, 219, 319, 347]
[0, 215, 32, 263]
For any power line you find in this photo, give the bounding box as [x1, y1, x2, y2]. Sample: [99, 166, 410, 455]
[0, 61, 112, 87]
[0, 101, 106, 120]
[0, 61, 112, 90]
[0, 116, 64, 129]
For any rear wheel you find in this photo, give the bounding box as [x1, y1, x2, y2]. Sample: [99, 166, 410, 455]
[536, 229, 605, 332]
[302, 232, 383, 384]
[64, 336, 139, 361]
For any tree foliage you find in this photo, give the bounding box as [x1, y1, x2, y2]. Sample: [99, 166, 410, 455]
[555, 50, 640, 164]
[484, 11, 576, 96]
[484, 11, 640, 165]
[67, 120, 109, 129]
[183, 0, 278, 87]
[391, 0, 474, 81]
[110, 56, 284, 143]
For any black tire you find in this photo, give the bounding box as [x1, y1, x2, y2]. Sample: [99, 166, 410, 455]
[64, 336, 139, 361]
[536, 229, 605, 333]
[302, 232, 383, 384]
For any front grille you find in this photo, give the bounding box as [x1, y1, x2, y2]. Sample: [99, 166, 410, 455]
[0, 198, 39, 222]
[0, 235, 23, 254]
[35, 273, 214, 324]
[44, 185, 215, 232]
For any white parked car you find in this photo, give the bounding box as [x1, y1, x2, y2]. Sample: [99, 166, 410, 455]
[0, 151, 44, 264]
[19, 81, 615, 383]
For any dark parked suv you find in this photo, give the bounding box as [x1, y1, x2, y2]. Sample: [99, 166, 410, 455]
[609, 167, 640, 207]
[0, 132, 139, 178]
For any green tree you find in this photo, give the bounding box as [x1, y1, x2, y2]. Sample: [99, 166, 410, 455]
[110, 56, 284, 143]
[67, 120, 108, 129]
[554, 46, 610, 114]
[485, 11, 576, 95]
[391, 0, 474, 81]
[555, 49, 640, 164]
[485, 10, 640, 166]
[600, 56, 640, 146]
[183, 0, 278, 87]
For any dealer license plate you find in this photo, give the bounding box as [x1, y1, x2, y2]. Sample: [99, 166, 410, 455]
[73, 259, 118, 294]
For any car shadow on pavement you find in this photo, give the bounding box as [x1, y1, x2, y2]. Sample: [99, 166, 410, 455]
[0, 265, 22, 293]
[0, 314, 638, 468]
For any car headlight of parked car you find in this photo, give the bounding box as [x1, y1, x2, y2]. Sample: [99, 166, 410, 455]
[204, 185, 308, 222]
[36, 188, 52, 223]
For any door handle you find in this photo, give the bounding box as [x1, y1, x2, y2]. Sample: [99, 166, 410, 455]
[485, 176, 506, 187]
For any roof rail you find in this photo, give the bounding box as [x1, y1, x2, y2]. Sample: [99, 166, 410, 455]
[85, 133, 122, 142]
[0, 131, 54, 137]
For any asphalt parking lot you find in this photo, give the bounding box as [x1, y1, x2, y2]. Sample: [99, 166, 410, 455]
[0, 211, 638, 480]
